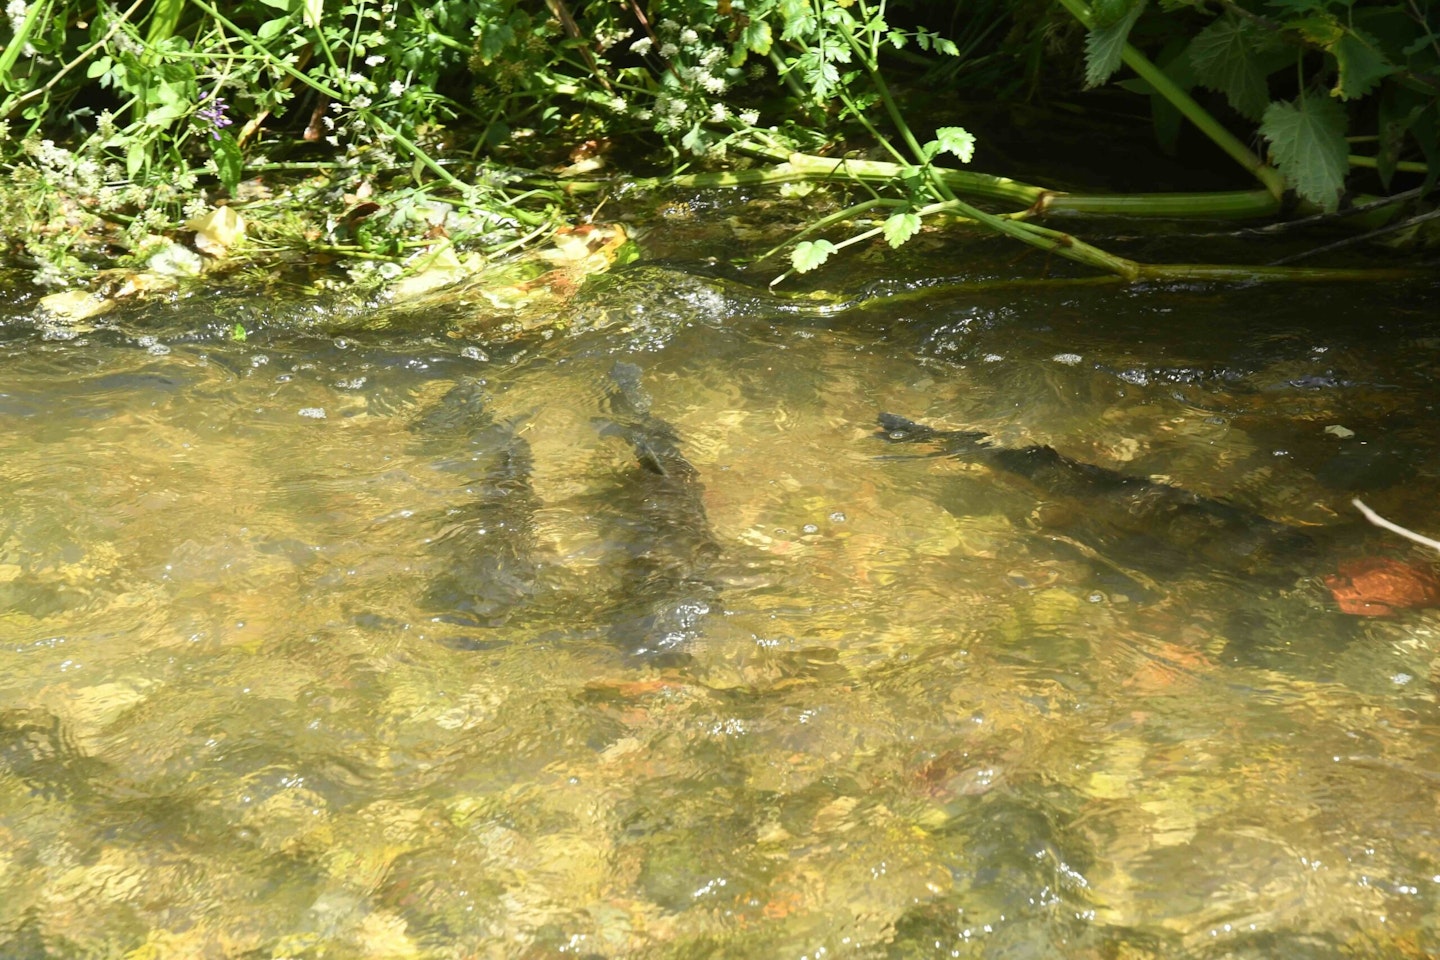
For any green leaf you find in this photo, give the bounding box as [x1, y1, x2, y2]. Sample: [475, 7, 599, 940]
[1082, 0, 1146, 86]
[1264, 0, 1329, 14]
[1085, 0, 1146, 87]
[1331, 29, 1394, 101]
[1261, 93, 1348, 211]
[232, 323, 247, 342]
[742, 19, 773, 56]
[1187, 14, 1270, 120]
[212, 132, 243, 195]
[791, 239, 837, 273]
[927, 126, 976, 164]
[257, 16, 290, 41]
[126, 139, 147, 180]
[883, 211, 922, 248]
[1092, 0, 1134, 28]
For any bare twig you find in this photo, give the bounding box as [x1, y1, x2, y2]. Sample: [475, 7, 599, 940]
[1269, 207, 1440, 265]
[1353, 498, 1440, 555]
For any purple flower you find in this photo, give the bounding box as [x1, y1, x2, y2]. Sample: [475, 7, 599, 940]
[197, 95, 234, 140]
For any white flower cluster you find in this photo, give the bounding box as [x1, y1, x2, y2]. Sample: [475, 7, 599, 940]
[6, 0, 28, 35]
[27, 139, 104, 195]
[626, 18, 758, 156]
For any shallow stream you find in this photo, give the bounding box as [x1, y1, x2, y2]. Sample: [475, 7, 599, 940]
[2, 248, 1438, 958]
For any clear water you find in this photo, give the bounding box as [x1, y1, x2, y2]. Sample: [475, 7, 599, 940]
[1, 267, 1438, 958]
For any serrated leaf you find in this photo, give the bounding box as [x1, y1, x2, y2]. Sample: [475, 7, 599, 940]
[791, 239, 837, 273]
[929, 126, 975, 163]
[742, 19, 772, 56]
[1092, 0, 1134, 28]
[883, 211, 922, 248]
[1187, 14, 1271, 120]
[1085, 0, 1147, 87]
[1261, 94, 1348, 212]
[1290, 14, 1342, 46]
[1331, 29, 1394, 101]
[212, 133, 243, 195]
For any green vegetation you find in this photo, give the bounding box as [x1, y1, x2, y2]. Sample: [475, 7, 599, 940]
[1, 0, 1436, 294]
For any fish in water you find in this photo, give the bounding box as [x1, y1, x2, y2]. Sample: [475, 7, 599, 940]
[594, 362, 720, 658]
[414, 379, 540, 629]
[874, 412, 1319, 592]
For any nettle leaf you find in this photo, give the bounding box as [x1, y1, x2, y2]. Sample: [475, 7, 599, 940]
[212, 133, 243, 196]
[1264, 0, 1329, 14]
[1085, 0, 1147, 87]
[1331, 28, 1394, 100]
[1187, 14, 1270, 119]
[791, 239, 837, 273]
[1092, 0, 1134, 28]
[1290, 14, 1342, 46]
[883, 211, 922, 248]
[1261, 94, 1348, 211]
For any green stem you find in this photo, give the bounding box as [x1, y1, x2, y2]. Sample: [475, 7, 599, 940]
[755, 197, 902, 264]
[1052, 0, 1286, 199]
[1348, 155, 1430, 174]
[142, 0, 187, 65]
[0, 0, 48, 88]
[836, 13, 929, 165]
[1042, 189, 1281, 219]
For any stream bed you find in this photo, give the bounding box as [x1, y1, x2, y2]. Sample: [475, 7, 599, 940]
[1, 249, 1439, 958]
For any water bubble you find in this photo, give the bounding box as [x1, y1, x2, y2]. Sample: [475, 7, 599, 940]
[298, 407, 327, 419]
[147, 342, 171, 356]
[1051, 352, 1083, 366]
[802, 523, 819, 535]
[828, 511, 846, 523]
[461, 345, 489, 361]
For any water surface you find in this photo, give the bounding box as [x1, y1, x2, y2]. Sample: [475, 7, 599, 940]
[1, 267, 1438, 958]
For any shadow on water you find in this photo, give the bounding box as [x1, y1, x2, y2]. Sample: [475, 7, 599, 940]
[0, 265, 1438, 957]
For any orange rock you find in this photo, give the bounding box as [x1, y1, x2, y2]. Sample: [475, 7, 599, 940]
[1324, 557, 1440, 617]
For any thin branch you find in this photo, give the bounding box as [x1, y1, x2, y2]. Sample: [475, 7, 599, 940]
[1268, 207, 1440, 265]
[1353, 498, 1440, 555]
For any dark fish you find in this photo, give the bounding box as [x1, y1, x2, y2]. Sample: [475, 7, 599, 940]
[415, 379, 540, 628]
[875, 412, 1316, 589]
[595, 362, 720, 658]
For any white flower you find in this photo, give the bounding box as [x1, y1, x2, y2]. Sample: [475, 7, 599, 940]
[365, 54, 386, 66]
[680, 28, 698, 44]
[702, 73, 726, 94]
[709, 102, 728, 122]
[739, 109, 759, 125]
[610, 96, 627, 113]
[658, 18, 679, 34]
[660, 42, 678, 58]
[352, 95, 372, 110]
[631, 36, 653, 55]
[389, 80, 406, 98]
[6, 0, 27, 33]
